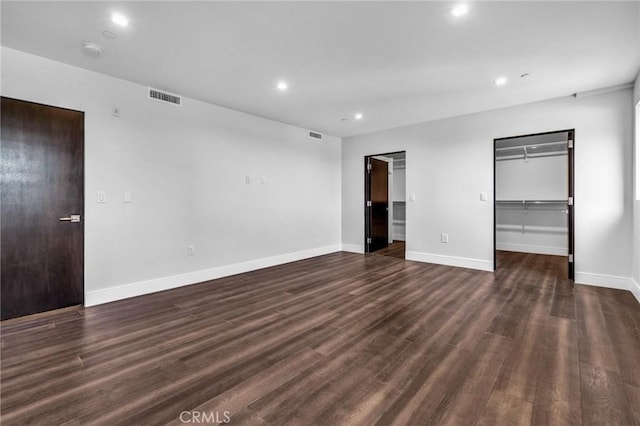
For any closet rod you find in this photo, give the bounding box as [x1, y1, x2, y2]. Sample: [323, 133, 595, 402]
[496, 200, 567, 204]
[496, 224, 568, 233]
[495, 140, 567, 152]
[496, 151, 568, 161]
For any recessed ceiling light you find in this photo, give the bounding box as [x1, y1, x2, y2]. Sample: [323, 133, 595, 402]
[111, 13, 129, 27]
[354, 113, 363, 120]
[451, 4, 468, 17]
[493, 77, 508, 86]
[276, 81, 288, 91]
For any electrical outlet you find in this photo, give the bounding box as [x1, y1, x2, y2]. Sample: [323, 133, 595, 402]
[261, 176, 266, 184]
[245, 176, 251, 184]
[97, 191, 106, 203]
[441, 233, 449, 243]
[480, 192, 488, 201]
[187, 245, 195, 256]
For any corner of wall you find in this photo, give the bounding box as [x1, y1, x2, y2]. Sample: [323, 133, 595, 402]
[631, 278, 640, 304]
[405, 251, 494, 272]
[341, 244, 364, 254]
[85, 244, 342, 307]
[574, 272, 634, 294]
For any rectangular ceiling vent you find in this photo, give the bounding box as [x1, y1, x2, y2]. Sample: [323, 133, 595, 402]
[148, 88, 182, 106]
[309, 131, 323, 141]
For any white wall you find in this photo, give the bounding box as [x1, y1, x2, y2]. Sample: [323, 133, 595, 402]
[343, 88, 634, 291]
[392, 167, 406, 202]
[1, 47, 342, 305]
[496, 155, 568, 255]
[392, 164, 406, 241]
[633, 72, 640, 302]
[496, 155, 567, 200]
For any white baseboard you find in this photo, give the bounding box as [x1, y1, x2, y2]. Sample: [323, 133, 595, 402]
[341, 243, 364, 254]
[405, 251, 493, 272]
[392, 233, 406, 241]
[629, 278, 640, 304]
[574, 272, 634, 293]
[85, 244, 342, 307]
[496, 243, 567, 256]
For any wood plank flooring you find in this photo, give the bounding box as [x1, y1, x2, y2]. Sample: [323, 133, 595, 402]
[1, 250, 639, 425]
[372, 241, 405, 259]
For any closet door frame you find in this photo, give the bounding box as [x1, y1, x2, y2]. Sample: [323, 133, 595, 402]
[493, 129, 575, 280]
[364, 150, 405, 253]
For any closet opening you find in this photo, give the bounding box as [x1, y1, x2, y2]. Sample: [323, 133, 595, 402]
[494, 130, 575, 280]
[364, 151, 406, 259]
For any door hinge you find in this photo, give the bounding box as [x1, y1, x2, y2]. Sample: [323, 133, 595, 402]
[568, 139, 574, 149]
[366, 237, 372, 244]
[366, 200, 372, 207]
[367, 163, 372, 172]
[568, 254, 574, 263]
[568, 197, 573, 206]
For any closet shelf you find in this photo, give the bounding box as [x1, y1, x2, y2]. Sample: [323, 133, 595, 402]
[496, 224, 568, 234]
[496, 200, 567, 204]
[496, 200, 568, 212]
[495, 140, 568, 162]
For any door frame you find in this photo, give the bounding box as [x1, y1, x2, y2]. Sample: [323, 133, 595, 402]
[364, 150, 405, 253]
[1, 96, 85, 319]
[492, 129, 575, 280]
[373, 155, 394, 244]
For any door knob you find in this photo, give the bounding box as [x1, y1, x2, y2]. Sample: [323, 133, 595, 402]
[59, 214, 81, 223]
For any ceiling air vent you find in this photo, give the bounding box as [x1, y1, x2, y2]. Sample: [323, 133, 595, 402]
[309, 131, 323, 141]
[148, 88, 182, 106]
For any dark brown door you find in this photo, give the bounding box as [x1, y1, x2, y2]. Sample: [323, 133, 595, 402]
[1, 97, 84, 320]
[366, 157, 389, 252]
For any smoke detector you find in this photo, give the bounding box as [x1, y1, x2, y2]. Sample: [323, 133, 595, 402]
[82, 42, 103, 57]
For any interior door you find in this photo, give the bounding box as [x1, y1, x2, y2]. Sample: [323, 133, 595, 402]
[367, 157, 389, 252]
[567, 130, 575, 280]
[1, 97, 84, 320]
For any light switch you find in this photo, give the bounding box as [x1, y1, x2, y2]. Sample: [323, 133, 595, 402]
[97, 191, 106, 203]
[261, 176, 266, 184]
[480, 192, 488, 201]
[245, 176, 251, 184]
[123, 191, 132, 203]
[409, 193, 416, 202]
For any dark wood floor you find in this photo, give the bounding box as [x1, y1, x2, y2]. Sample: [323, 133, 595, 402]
[1, 251, 639, 425]
[372, 241, 406, 259]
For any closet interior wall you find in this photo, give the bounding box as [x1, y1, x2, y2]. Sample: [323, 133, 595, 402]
[391, 153, 406, 241]
[495, 132, 569, 256]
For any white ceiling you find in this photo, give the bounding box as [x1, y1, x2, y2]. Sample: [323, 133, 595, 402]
[2, 1, 639, 137]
